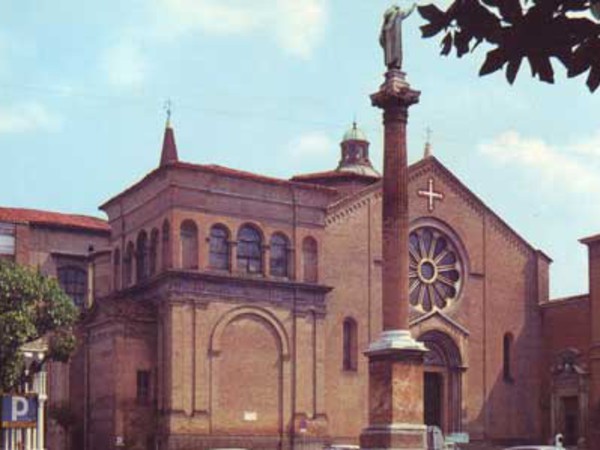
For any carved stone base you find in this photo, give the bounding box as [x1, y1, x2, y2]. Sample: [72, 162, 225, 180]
[360, 330, 427, 450]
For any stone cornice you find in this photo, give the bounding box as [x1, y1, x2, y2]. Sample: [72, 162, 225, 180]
[541, 294, 589, 308]
[102, 269, 331, 314]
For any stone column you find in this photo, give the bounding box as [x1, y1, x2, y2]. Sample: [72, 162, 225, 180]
[360, 69, 427, 450]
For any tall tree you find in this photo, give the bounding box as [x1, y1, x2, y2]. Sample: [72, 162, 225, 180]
[0, 261, 77, 392]
[418, 0, 600, 91]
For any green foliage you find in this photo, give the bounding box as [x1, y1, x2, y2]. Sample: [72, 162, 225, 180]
[418, 0, 600, 91]
[0, 260, 78, 393]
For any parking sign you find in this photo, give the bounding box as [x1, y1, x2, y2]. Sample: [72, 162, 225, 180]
[1, 395, 38, 428]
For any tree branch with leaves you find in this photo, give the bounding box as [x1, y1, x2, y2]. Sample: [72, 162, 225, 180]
[0, 261, 78, 393]
[418, 0, 600, 91]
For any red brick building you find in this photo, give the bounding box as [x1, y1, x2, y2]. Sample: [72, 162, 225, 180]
[0, 207, 110, 450]
[4, 120, 600, 449]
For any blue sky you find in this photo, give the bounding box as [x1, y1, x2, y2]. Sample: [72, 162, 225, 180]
[1, 0, 599, 298]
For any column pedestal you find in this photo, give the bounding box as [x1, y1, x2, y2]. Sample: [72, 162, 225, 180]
[360, 332, 427, 450]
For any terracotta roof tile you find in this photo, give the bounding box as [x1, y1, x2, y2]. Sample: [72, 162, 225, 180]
[0, 207, 110, 233]
[194, 163, 296, 185]
[184, 163, 338, 191]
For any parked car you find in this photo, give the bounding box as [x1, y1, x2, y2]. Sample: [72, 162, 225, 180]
[504, 433, 565, 450]
[503, 447, 560, 450]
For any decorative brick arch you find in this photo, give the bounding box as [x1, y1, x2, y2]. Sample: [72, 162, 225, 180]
[209, 306, 291, 443]
[209, 306, 290, 358]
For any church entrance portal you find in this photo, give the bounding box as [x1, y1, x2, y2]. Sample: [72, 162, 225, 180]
[549, 348, 589, 447]
[419, 330, 463, 434]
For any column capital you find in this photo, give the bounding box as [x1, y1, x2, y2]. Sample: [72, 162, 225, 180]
[371, 69, 420, 113]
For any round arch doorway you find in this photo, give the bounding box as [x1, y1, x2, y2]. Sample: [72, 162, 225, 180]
[419, 330, 464, 435]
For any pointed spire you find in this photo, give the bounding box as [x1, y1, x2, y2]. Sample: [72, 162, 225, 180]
[160, 100, 178, 167]
[424, 127, 433, 159]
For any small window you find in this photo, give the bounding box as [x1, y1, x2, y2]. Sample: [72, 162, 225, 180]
[237, 225, 262, 274]
[136, 370, 151, 403]
[149, 228, 159, 276]
[0, 223, 15, 259]
[162, 220, 171, 270]
[302, 237, 318, 283]
[58, 266, 87, 308]
[113, 248, 121, 291]
[503, 333, 514, 383]
[209, 225, 230, 270]
[270, 233, 290, 277]
[136, 230, 148, 282]
[124, 242, 135, 286]
[180, 220, 199, 270]
[343, 318, 358, 371]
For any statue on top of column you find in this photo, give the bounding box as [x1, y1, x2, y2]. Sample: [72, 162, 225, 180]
[379, 3, 416, 70]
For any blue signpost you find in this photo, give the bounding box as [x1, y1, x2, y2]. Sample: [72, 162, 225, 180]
[1, 395, 38, 429]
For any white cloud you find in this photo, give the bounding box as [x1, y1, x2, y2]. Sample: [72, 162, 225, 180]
[159, 0, 327, 58]
[0, 103, 61, 134]
[161, 0, 269, 35]
[288, 131, 334, 159]
[274, 0, 327, 57]
[480, 131, 600, 193]
[101, 41, 146, 90]
[99, 0, 326, 88]
[569, 131, 600, 157]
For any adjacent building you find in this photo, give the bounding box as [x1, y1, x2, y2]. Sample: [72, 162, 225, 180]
[0, 207, 110, 450]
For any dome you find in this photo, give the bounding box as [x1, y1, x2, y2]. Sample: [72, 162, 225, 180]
[342, 122, 368, 142]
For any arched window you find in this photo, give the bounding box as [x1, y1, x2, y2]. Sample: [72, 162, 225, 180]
[113, 247, 121, 291]
[162, 220, 171, 270]
[209, 224, 230, 270]
[180, 220, 199, 270]
[149, 228, 159, 276]
[58, 266, 87, 308]
[124, 242, 135, 286]
[343, 318, 358, 371]
[270, 233, 290, 277]
[503, 333, 514, 383]
[302, 236, 318, 283]
[237, 225, 262, 274]
[136, 230, 148, 282]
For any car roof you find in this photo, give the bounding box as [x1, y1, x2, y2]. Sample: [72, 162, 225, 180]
[504, 447, 558, 450]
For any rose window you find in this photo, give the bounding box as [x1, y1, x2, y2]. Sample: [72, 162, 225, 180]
[408, 227, 463, 312]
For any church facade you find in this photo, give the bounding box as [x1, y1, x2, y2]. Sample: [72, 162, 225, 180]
[3, 119, 599, 449]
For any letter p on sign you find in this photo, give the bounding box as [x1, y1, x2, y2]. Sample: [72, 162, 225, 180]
[11, 396, 29, 421]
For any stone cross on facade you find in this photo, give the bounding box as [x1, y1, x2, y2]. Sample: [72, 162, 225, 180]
[418, 178, 444, 212]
